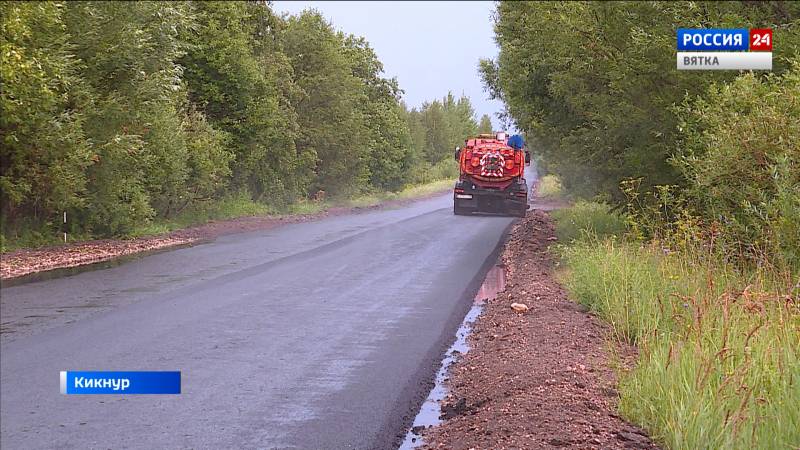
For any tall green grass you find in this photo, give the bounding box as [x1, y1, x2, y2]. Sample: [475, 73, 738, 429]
[555, 203, 800, 449]
[411, 159, 459, 185]
[128, 192, 275, 238]
[0, 221, 93, 252]
[128, 179, 453, 238]
[282, 178, 454, 212]
[550, 201, 626, 242]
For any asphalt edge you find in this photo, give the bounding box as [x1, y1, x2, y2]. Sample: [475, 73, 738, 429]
[383, 218, 516, 449]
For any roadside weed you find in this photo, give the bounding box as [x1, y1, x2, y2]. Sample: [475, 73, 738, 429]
[560, 238, 799, 449]
[550, 201, 627, 242]
[554, 201, 799, 449]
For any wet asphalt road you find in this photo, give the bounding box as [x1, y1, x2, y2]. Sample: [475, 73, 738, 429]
[0, 193, 514, 449]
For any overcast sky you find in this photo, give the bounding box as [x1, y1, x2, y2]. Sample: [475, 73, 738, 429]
[272, 1, 506, 130]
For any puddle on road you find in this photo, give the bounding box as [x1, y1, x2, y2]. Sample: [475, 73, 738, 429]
[399, 265, 506, 449]
[474, 265, 506, 304]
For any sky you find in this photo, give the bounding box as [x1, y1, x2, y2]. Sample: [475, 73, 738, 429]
[272, 1, 507, 130]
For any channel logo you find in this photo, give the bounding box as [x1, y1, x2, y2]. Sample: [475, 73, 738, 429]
[676, 28, 772, 70]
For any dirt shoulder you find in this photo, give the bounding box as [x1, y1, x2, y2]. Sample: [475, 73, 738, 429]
[0, 189, 448, 281]
[421, 210, 657, 449]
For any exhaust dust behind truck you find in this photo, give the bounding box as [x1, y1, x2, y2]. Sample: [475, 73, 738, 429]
[453, 132, 529, 217]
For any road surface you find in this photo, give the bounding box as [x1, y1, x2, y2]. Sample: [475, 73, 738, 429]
[1, 194, 513, 449]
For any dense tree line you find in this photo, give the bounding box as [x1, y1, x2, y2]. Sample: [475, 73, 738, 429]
[482, 1, 799, 268]
[404, 92, 479, 168]
[0, 2, 480, 242]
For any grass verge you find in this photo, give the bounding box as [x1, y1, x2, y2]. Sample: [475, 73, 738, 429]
[550, 200, 626, 242]
[554, 203, 800, 449]
[2, 179, 454, 252]
[130, 179, 453, 238]
[126, 192, 276, 238]
[274, 179, 454, 215]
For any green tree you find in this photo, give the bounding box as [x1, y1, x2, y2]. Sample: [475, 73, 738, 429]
[181, 1, 308, 205]
[449, 94, 478, 145]
[674, 60, 800, 268]
[482, 1, 800, 199]
[64, 1, 233, 234]
[401, 103, 427, 169]
[0, 2, 92, 235]
[477, 114, 493, 134]
[420, 99, 448, 163]
[281, 10, 371, 197]
[342, 35, 414, 191]
[401, 93, 480, 168]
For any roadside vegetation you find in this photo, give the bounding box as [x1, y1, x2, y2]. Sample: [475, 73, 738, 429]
[1, 2, 481, 251]
[484, 2, 799, 448]
[550, 201, 625, 242]
[555, 204, 799, 449]
[3, 177, 454, 251]
[534, 174, 564, 200]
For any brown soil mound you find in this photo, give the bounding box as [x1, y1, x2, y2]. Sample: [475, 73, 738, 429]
[422, 211, 658, 449]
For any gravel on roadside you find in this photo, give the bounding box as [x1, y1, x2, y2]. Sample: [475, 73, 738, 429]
[421, 210, 658, 450]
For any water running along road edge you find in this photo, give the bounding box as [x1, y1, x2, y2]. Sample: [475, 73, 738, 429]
[1, 195, 517, 449]
[387, 221, 514, 448]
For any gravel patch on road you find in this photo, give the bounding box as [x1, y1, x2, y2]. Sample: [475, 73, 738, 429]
[421, 211, 658, 449]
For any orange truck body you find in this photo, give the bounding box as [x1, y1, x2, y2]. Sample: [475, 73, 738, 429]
[453, 133, 528, 217]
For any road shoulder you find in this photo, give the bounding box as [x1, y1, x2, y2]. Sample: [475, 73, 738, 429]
[421, 211, 658, 449]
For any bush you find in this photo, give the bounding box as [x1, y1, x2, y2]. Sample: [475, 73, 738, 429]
[0, 2, 93, 237]
[674, 60, 800, 271]
[550, 201, 626, 242]
[410, 159, 459, 185]
[127, 191, 273, 238]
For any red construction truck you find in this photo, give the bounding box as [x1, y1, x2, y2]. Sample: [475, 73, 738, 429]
[453, 132, 529, 217]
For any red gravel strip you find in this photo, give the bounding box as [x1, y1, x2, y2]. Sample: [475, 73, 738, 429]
[0, 235, 197, 280]
[421, 211, 658, 449]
